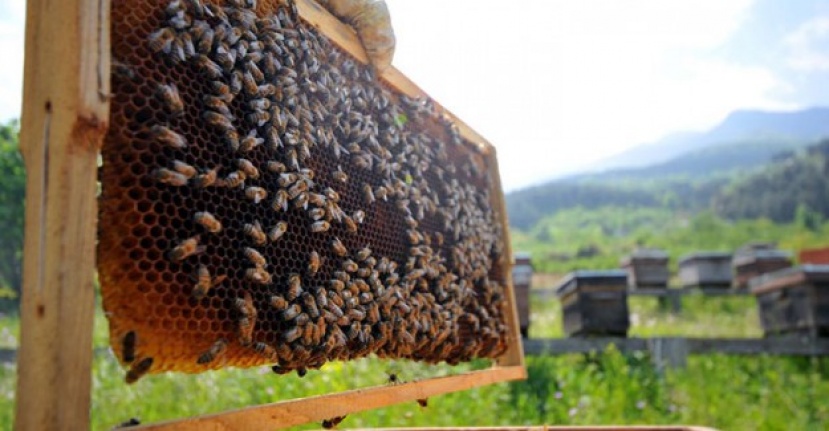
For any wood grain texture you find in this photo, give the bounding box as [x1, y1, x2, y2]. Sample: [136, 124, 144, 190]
[15, 0, 110, 429]
[132, 366, 526, 431]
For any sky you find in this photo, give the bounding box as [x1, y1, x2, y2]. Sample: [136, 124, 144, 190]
[1, 0, 828, 191]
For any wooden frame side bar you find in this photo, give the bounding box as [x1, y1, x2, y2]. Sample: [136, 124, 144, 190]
[134, 366, 526, 431]
[14, 0, 110, 429]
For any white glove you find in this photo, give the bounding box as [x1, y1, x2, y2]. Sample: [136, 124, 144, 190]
[317, 0, 396, 73]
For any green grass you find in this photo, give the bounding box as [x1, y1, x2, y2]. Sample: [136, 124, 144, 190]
[0, 288, 827, 430]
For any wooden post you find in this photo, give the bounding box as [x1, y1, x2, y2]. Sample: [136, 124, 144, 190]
[15, 0, 109, 429]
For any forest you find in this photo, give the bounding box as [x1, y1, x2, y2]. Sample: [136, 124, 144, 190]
[507, 136, 829, 272]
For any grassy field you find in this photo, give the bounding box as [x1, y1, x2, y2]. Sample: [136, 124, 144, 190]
[0, 282, 827, 430]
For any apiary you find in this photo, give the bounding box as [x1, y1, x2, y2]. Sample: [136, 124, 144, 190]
[512, 252, 532, 337]
[620, 248, 670, 290]
[555, 270, 630, 337]
[678, 252, 732, 289]
[800, 247, 829, 265]
[750, 265, 829, 338]
[732, 246, 793, 289]
[98, 0, 515, 382]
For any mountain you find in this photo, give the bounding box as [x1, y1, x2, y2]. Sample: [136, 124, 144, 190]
[506, 107, 829, 230]
[566, 137, 813, 183]
[585, 107, 829, 172]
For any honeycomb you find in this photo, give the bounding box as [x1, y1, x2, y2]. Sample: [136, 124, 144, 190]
[99, 0, 511, 381]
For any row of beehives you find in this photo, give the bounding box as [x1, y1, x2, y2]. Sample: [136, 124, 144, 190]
[620, 243, 796, 290]
[549, 265, 829, 339]
[509, 250, 829, 339]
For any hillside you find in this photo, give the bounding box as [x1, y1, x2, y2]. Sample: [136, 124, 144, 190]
[587, 106, 829, 171]
[713, 140, 829, 223]
[507, 107, 829, 230]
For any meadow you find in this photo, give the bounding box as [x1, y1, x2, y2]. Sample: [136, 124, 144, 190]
[0, 284, 827, 430]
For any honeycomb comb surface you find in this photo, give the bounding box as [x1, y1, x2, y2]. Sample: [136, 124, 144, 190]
[100, 0, 510, 380]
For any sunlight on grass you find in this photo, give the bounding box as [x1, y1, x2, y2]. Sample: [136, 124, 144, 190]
[0, 281, 826, 430]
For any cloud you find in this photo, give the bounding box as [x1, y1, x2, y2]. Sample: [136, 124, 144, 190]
[785, 15, 829, 72]
[0, 0, 25, 122]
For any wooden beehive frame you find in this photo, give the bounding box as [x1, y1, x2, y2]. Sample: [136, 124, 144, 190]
[14, 0, 526, 429]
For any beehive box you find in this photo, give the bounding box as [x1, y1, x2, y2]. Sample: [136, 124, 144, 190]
[732, 249, 793, 289]
[511, 252, 532, 337]
[750, 265, 829, 338]
[799, 247, 829, 265]
[678, 252, 732, 289]
[620, 249, 670, 289]
[555, 270, 630, 337]
[98, 0, 517, 381]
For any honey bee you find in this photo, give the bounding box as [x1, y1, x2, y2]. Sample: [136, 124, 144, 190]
[222, 170, 246, 188]
[343, 216, 358, 233]
[244, 220, 267, 245]
[352, 210, 366, 224]
[203, 95, 233, 119]
[268, 221, 288, 242]
[311, 220, 330, 233]
[277, 172, 298, 187]
[407, 229, 424, 245]
[356, 246, 372, 262]
[287, 148, 299, 170]
[237, 159, 260, 179]
[308, 207, 326, 220]
[283, 326, 302, 343]
[229, 70, 243, 94]
[245, 266, 272, 284]
[332, 165, 348, 183]
[270, 295, 288, 310]
[168, 236, 205, 261]
[196, 338, 228, 364]
[194, 211, 222, 233]
[210, 80, 231, 99]
[242, 70, 259, 96]
[125, 357, 154, 384]
[341, 259, 358, 273]
[157, 83, 184, 115]
[308, 251, 321, 274]
[374, 186, 390, 201]
[240, 129, 265, 152]
[171, 160, 197, 179]
[152, 168, 189, 186]
[148, 27, 175, 54]
[196, 54, 223, 79]
[243, 247, 267, 267]
[288, 180, 309, 200]
[116, 418, 141, 428]
[225, 129, 241, 152]
[204, 111, 234, 131]
[287, 273, 303, 300]
[267, 160, 287, 174]
[253, 342, 279, 362]
[330, 237, 348, 257]
[193, 264, 227, 299]
[151, 125, 187, 149]
[235, 292, 257, 346]
[302, 292, 320, 318]
[282, 304, 301, 321]
[245, 186, 267, 204]
[248, 97, 270, 111]
[121, 331, 136, 363]
[194, 165, 221, 188]
[329, 279, 345, 293]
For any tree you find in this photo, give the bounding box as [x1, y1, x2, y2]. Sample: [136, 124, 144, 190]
[0, 120, 24, 298]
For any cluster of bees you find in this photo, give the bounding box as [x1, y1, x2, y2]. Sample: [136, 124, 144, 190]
[100, 0, 510, 383]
